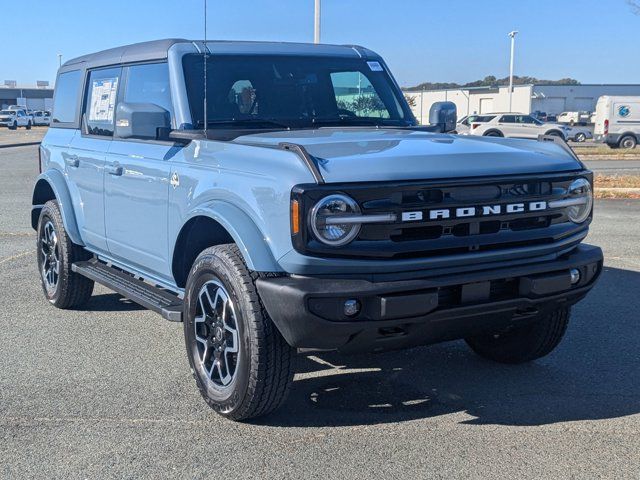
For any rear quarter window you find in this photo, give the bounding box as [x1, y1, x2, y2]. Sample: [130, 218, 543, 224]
[52, 70, 82, 125]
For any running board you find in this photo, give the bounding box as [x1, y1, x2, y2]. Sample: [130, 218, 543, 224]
[72, 260, 183, 322]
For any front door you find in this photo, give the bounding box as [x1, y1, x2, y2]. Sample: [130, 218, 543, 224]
[102, 62, 177, 279]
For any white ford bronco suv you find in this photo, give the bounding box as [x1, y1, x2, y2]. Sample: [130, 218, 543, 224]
[32, 39, 602, 421]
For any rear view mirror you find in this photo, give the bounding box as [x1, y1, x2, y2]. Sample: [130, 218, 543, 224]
[428, 101, 457, 133]
[114, 102, 170, 140]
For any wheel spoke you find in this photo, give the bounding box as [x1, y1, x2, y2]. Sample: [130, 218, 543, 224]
[194, 279, 240, 389]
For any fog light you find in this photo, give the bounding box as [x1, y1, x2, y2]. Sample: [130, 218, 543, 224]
[570, 268, 581, 285]
[344, 299, 360, 317]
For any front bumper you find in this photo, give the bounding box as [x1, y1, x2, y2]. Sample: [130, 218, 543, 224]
[256, 244, 603, 353]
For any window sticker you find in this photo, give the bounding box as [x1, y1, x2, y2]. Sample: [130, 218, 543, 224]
[367, 61, 383, 72]
[88, 77, 118, 122]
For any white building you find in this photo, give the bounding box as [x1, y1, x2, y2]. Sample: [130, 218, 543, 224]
[404, 84, 640, 123]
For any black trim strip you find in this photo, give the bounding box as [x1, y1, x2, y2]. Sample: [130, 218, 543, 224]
[279, 142, 325, 184]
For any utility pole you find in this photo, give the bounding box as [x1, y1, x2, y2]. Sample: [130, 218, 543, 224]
[314, 0, 321, 44]
[508, 31, 518, 112]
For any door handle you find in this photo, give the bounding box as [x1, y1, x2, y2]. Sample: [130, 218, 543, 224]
[106, 163, 123, 176]
[65, 155, 79, 168]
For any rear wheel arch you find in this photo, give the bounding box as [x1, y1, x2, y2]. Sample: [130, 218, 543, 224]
[31, 172, 84, 246]
[483, 129, 503, 137]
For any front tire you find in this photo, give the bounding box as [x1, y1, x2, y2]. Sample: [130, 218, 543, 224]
[9, 121, 17, 130]
[37, 200, 94, 308]
[26, 121, 32, 130]
[465, 307, 570, 364]
[183, 244, 294, 421]
[575, 132, 586, 142]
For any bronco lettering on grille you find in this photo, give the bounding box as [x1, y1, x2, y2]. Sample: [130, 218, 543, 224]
[402, 201, 548, 222]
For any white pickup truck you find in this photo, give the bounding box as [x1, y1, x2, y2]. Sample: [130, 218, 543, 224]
[0, 108, 33, 129]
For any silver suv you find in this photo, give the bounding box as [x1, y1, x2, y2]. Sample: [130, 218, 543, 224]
[469, 113, 571, 140]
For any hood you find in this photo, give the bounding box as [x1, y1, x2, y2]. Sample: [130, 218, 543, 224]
[234, 128, 582, 183]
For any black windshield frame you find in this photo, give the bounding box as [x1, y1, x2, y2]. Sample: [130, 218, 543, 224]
[182, 54, 416, 130]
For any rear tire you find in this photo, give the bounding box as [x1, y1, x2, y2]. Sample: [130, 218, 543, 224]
[575, 132, 586, 142]
[484, 130, 503, 137]
[37, 200, 94, 308]
[465, 307, 570, 364]
[619, 135, 637, 149]
[183, 244, 295, 421]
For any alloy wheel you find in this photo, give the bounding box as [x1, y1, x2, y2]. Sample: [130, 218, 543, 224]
[40, 220, 60, 292]
[193, 279, 240, 388]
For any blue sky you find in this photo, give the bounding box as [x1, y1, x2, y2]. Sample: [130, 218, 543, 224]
[2, 0, 639, 87]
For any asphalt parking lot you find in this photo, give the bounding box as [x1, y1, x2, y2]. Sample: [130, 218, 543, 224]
[1, 145, 639, 479]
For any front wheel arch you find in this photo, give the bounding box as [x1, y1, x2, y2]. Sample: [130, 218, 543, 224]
[171, 203, 282, 288]
[483, 129, 504, 137]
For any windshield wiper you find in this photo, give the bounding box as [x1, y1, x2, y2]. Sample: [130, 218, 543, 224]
[197, 118, 291, 129]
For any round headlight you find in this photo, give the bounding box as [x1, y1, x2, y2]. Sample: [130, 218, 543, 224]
[310, 194, 361, 246]
[566, 178, 593, 223]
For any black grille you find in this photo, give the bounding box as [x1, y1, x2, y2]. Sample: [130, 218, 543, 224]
[291, 172, 592, 260]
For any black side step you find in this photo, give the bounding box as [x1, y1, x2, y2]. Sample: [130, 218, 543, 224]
[72, 260, 183, 322]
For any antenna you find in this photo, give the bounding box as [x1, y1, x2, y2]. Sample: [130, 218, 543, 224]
[203, 0, 208, 136]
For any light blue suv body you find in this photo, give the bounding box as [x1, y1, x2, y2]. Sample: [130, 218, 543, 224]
[32, 40, 602, 420]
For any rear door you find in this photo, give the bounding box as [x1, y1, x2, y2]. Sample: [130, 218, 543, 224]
[497, 114, 516, 136]
[66, 67, 122, 253]
[103, 62, 177, 279]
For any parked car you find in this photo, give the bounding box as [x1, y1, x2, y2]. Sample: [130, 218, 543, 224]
[531, 110, 548, 122]
[0, 108, 33, 129]
[455, 114, 495, 134]
[566, 126, 593, 143]
[468, 113, 572, 139]
[557, 111, 591, 126]
[31, 110, 51, 126]
[593, 95, 639, 149]
[32, 39, 602, 421]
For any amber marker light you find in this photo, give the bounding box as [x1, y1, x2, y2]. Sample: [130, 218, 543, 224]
[291, 199, 300, 235]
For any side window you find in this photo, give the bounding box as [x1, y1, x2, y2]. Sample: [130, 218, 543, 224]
[500, 115, 515, 123]
[84, 67, 121, 137]
[330, 71, 392, 119]
[123, 63, 173, 120]
[522, 115, 536, 124]
[52, 70, 82, 124]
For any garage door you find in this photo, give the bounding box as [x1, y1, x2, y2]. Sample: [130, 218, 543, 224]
[479, 98, 494, 113]
[574, 97, 595, 111]
[541, 97, 566, 115]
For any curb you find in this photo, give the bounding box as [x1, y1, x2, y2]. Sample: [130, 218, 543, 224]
[0, 142, 41, 149]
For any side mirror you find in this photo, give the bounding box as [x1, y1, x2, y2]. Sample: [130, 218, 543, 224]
[114, 102, 170, 140]
[428, 101, 457, 133]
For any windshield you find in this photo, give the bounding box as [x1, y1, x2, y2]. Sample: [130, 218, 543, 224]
[0, 110, 14, 115]
[182, 54, 414, 130]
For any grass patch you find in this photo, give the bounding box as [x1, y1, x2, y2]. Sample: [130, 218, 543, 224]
[595, 175, 640, 188]
[594, 174, 640, 199]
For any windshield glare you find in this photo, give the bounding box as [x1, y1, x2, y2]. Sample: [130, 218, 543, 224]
[182, 54, 414, 129]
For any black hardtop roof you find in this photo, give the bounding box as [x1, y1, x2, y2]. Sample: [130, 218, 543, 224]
[61, 38, 379, 71]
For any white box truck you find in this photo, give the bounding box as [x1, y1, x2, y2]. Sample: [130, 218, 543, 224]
[593, 96, 640, 149]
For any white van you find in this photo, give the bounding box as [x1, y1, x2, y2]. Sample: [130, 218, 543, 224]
[593, 96, 640, 149]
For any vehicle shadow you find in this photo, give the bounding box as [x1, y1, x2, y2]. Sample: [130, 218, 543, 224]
[258, 266, 640, 428]
[83, 292, 146, 312]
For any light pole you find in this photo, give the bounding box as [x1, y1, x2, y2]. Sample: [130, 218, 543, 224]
[507, 31, 518, 112]
[314, 0, 321, 44]
[57, 53, 62, 69]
